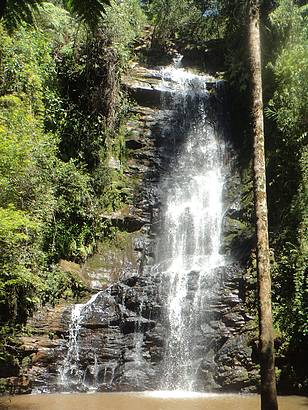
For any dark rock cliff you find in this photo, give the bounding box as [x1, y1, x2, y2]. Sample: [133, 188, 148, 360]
[9, 63, 258, 394]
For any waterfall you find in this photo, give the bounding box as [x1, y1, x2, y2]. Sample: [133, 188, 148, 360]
[156, 63, 230, 391]
[55, 61, 242, 394]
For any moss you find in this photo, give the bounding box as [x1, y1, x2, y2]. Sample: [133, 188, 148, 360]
[83, 231, 138, 285]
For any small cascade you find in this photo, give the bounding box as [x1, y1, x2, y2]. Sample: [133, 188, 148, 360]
[57, 282, 155, 392]
[100, 361, 117, 387]
[129, 292, 148, 389]
[59, 292, 102, 391]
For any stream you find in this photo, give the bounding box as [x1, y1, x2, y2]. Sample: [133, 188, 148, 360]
[2, 392, 307, 410]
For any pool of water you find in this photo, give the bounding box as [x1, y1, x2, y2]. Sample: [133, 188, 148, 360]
[1, 392, 307, 410]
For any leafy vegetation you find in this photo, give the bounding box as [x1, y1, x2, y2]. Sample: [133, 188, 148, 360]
[146, 0, 224, 52]
[263, 0, 308, 392]
[216, 0, 308, 393]
[0, 0, 111, 30]
[0, 0, 145, 372]
[0, 0, 307, 395]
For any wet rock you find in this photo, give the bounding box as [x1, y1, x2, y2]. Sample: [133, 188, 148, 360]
[78, 294, 122, 328]
[17, 62, 257, 395]
[222, 312, 246, 328]
[121, 317, 156, 334]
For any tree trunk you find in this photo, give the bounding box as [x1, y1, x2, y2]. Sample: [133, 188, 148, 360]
[248, 1, 278, 410]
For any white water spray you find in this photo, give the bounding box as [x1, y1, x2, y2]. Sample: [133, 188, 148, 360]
[157, 62, 229, 390]
[59, 292, 102, 389]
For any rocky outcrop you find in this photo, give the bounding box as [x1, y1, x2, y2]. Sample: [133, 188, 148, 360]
[11, 62, 258, 394]
[22, 267, 258, 393]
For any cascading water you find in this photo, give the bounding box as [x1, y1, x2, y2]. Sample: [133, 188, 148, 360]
[59, 292, 103, 390]
[54, 60, 245, 394]
[156, 63, 230, 391]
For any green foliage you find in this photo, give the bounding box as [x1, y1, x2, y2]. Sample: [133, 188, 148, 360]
[267, 44, 307, 132]
[103, 0, 146, 68]
[0, 0, 110, 31]
[35, 2, 78, 48]
[55, 0, 146, 167]
[0, 0, 145, 336]
[41, 267, 87, 306]
[0, 206, 42, 324]
[0, 96, 47, 207]
[219, 1, 249, 90]
[63, 0, 110, 29]
[266, 0, 308, 137]
[0, 22, 57, 327]
[0, 324, 22, 375]
[0, 20, 87, 328]
[48, 160, 98, 260]
[0, 205, 37, 248]
[147, 0, 223, 50]
[265, 2, 308, 346]
[0, 0, 44, 30]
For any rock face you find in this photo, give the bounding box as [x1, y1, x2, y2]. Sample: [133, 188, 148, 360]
[25, 269, 258, 394]
[18, 62, 258, 394]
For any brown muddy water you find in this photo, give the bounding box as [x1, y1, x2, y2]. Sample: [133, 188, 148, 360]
[1, 392, 307, 410]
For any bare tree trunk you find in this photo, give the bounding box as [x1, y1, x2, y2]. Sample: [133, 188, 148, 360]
[248, 1, 278, 410]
